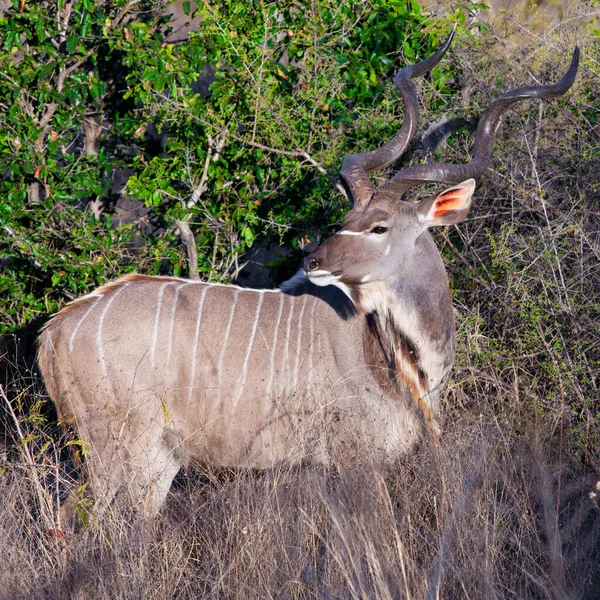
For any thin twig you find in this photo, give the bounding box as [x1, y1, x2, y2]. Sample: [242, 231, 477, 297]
[520, 114, 567, 294]
[187, 134, 214, 208]
[243, 139, 347, 198]
[252, 14, 270, 143]
[0, 385, 56, 531]
[114, 0, 143, 26]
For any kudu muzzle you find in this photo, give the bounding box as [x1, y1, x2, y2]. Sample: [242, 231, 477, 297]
[304, 236, 346, 285]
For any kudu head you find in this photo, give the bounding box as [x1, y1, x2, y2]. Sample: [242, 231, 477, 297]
[304, 32, 579, 302]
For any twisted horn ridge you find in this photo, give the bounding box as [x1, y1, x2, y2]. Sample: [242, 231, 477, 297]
[376, 46, 580, 202]
[339, 28, 456, 210]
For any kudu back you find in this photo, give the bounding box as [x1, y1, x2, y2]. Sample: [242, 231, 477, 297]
[38, 35, 578, 517]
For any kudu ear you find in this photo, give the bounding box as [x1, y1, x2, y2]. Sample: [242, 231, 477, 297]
[416, 179, 476, 228]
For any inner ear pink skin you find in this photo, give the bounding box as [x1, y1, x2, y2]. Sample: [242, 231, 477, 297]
[433, 190, 467, 217]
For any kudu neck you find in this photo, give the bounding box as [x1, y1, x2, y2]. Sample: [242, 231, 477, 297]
[354, 232, 454, 341]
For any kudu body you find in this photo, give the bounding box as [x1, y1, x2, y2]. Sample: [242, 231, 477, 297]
[38, 35, 578, 516]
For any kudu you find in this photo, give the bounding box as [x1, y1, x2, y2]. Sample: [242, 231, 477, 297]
[38, 34, 578, 517]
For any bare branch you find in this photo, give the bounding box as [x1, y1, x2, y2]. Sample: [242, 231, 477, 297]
[31, 48, 96, 153]
[18, 90, 36, 119]
[187, 134, 213, 208]
[83, 116, 103, 156]
[37, 101, 58, 130]
[57, 0, 75, 44]
[114, 0, 143, 27]
[186, 130, 229, 209]
[175, 218, 200, 280]
[58, 48, 96, 91]
[213, 129, 228, 161]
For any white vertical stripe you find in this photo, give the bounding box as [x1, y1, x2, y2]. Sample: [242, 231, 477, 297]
[265, 293, 285, 402]
[166, 282, 192, 364]
[43, 330, 55, 381]
[316, 301, 323, 357]
[216, 289, 239, 407]
[69, 295, 103, 353]
[97, 282, 130, 378]
[234, 292, 263, 408]
[292, 295, 308, 391]
[187, 285, 210, 403]
[151, 282, 170, 368]
[282, 295, 295, 395]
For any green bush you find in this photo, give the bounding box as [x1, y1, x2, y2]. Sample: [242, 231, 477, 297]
[0, 0, 464, 332]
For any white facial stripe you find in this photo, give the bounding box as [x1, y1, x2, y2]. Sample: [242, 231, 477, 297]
[336, 230, 363, 236]
[307, 270, 354, 302]
[308, 272, 340, 287]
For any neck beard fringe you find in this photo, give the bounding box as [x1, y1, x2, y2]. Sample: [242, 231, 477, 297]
[356, 281, 441, 440]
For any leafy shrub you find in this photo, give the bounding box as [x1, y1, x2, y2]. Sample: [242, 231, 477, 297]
[0, 0, 463, 333]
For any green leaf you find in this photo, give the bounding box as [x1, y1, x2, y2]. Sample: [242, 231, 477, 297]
[242, 226, 255, 247]
[66, 35, 79, 54]
[4, 29, 17, 51]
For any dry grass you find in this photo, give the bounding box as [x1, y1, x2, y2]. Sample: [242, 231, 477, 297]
[1, 4, 599, 599]
[0, 378, 598, 599]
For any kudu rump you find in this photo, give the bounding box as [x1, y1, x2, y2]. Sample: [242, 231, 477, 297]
[38, 35, 578, 517]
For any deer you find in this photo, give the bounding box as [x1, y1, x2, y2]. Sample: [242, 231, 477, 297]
[37, 33, 578, 519]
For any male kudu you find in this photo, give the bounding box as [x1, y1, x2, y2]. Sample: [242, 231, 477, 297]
[38, 33, 578, 517]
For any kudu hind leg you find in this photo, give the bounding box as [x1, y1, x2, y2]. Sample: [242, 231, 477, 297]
[86, 436, 131, 516]
[57, 438, 128, 528]
[79, 408, 183, 518]
[63, 443, 181, 524]
[125, 439, 182, 517]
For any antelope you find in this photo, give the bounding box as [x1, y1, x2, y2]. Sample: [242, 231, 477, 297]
[38, 34, 578, 518]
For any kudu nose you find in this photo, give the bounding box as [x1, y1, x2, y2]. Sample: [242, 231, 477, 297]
[304, 257, 320, 272]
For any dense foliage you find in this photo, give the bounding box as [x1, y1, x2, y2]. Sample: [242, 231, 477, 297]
[0, 0, 468, 331]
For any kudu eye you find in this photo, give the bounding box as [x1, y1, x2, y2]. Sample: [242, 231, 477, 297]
[370, 226, 388, 235]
